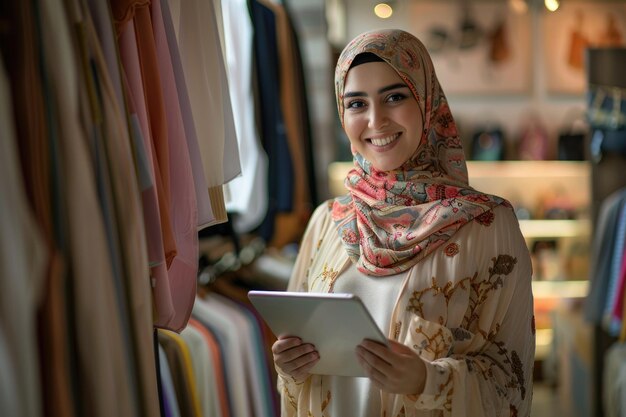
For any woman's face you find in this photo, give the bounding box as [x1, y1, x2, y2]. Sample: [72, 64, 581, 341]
[342, 61, 424, 172]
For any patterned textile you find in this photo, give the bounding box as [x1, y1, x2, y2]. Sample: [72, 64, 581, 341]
[331, 29, 507, 276]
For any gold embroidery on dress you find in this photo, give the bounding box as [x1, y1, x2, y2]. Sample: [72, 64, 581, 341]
[412, 325, 451, 358]
[406, 276, 471, 318]
[312, 263, 340, 292]
[283, 385, 297, 410]
[321, 390, 332, 412]
[393, 321, 402, 340]
[464, 254, 517, 330]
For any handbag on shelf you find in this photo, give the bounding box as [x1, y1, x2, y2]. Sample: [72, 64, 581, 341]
[517, 115, 549, 160]
[470, 126, 505, 161]
[557, 109, 589, 161]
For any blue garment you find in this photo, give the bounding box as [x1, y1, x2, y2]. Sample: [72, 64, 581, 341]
[606, 203, 626, 335]
[585, 188, 626, 323]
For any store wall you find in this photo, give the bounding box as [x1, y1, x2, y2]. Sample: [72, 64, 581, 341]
[338, 0, 592, 159]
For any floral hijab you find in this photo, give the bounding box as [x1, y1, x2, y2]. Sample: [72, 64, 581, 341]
[331, 29, 508, 276]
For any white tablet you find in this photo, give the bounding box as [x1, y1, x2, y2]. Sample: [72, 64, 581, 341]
[248, 290, 388, 378]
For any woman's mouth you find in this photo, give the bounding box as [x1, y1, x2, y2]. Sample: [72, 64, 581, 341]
[368, 133, 400, 147]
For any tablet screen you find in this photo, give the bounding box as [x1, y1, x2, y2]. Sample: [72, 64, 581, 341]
[248, 290, 388, 377]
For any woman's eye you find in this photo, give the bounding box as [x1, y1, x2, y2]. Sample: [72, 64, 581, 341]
[387, 93, 406, 103]
[345, 100, 366, 109]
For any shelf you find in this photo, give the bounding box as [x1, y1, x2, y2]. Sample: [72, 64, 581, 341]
[532, 280, 588, 299]
[518, 219, 590, 239]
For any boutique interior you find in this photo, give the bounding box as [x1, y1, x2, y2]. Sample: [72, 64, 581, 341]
[2, 0, 626, 416]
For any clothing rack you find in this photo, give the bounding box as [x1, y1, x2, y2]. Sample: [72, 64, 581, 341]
[586, 47, 626, 417]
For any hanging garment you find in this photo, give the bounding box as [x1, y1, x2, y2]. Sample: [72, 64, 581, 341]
[1, 1, 75, 415]
[113, 0, 178, 269]
[205, 292, 276, 417]
[603, 342, 626, 417]
[169, 0, 242, 224]
[78, 4, 162, 415]
[180, 324, 218, 417]
[158, 344, 182, 417]
[158, 330, 203, 417]
[250, 0, 295, 243]
[151, 0, 199, 332]
[39, 0, 140, 414]
[585, 189, 626, 323]
[605, 203, 626, 335]
[221, 0, 269, 234]
[0, 53, 47, 417]
[117, 14, 179, 327]
[261, 0, 312, 248]
[159, 0, 215, 229]
[188, 317, 231, 417]
[612, 244, 626, 336]
[193, 296, 251, 417]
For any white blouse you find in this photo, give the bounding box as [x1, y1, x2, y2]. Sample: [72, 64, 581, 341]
[329, 265, 404, 416]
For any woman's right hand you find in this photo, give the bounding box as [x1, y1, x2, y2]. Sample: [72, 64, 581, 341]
[272, 336, 320, 383]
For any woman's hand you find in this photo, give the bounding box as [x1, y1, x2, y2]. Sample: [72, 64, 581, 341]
[272, 336, 320, 383]
[356, 339, 426, 395]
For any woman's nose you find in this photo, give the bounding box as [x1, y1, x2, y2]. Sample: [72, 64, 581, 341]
[368, 105, 389, 130]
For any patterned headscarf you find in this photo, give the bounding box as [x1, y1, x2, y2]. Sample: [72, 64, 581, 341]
[331, 29, 508, 276]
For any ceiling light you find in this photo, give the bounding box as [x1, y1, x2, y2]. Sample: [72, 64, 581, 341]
[374, 3, 393, 19]
[545, 0, 560, 12]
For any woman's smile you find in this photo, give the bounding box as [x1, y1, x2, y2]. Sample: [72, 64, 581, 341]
[367, 132, 401, 149]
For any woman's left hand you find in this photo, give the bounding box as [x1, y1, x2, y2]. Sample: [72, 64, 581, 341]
[356, 339, 426, 395]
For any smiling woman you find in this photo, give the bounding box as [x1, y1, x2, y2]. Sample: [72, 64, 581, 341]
[342, 55, 424, 172]
[271, 29, 535, 417]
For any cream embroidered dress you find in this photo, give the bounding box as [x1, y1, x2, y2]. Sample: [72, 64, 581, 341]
[278, 202, 534, 417]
